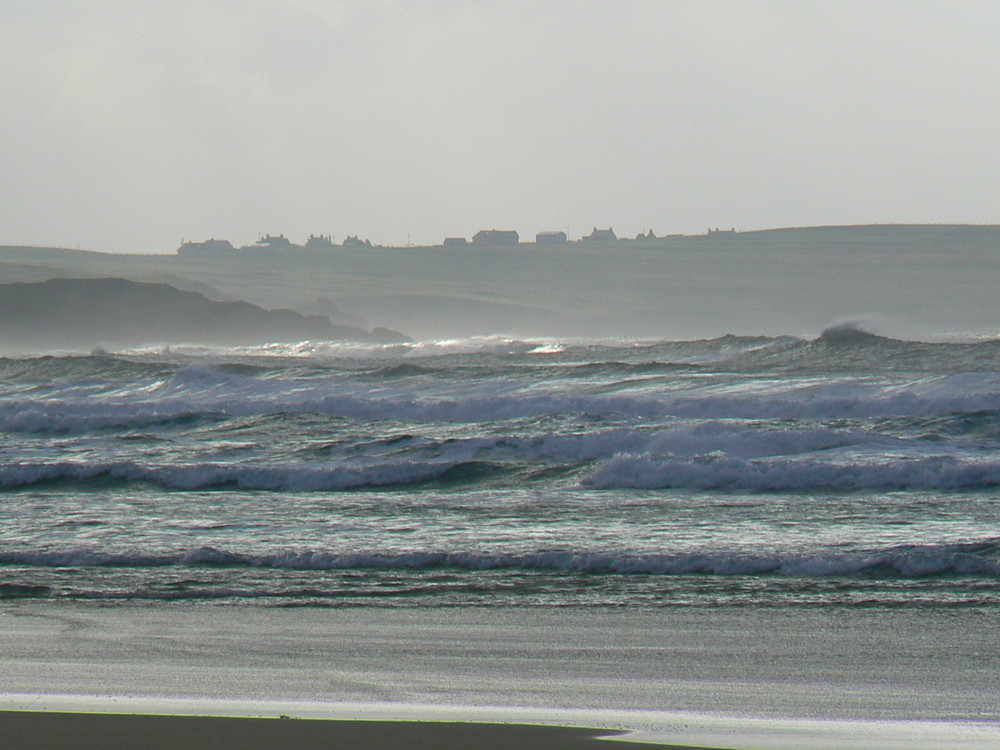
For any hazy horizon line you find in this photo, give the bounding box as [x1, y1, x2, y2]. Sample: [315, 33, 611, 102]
[7, 220, 1000, 256]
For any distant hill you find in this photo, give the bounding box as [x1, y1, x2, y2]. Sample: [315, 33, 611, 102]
[0, 278, 409, 351]
[3, 224, 999, 339]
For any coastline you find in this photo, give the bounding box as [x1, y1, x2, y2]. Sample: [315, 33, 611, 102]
[4, 223, 1000, 341]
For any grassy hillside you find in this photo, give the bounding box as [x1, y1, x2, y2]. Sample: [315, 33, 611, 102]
[0, 278, 407, 352]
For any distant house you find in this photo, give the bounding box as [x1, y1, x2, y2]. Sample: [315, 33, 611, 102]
[246, 234, 294, 250]
[535, 231, 567, 244]
[177, 238, 236, 257]
[707, 227, 736, 236]
[583, 227, 617, 241]
[237, 233, 300, 253]
[635, 230, 657, 240]
[304, 234, 336, 250]
[443, 237, 469, 247]
[342, 235, 372, 247]
[472, 229, 519, 246]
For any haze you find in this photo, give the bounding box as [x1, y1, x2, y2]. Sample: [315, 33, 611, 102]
[4, 1, 1000, 254]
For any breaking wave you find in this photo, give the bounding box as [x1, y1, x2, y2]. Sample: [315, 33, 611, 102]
[0, 459, 509, 491]
[3, 374, 999, 435]
[3, 541, 998, 578]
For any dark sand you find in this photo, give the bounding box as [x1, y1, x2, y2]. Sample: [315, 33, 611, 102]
[0, 712, 718, 749]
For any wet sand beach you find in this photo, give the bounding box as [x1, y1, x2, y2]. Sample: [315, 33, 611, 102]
[4, 604, 1000, 749]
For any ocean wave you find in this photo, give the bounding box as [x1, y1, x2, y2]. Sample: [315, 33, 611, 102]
[0, 582, 52, 598]
[4, 329, 999, 372]
[584, 454, 1000, 491]
[0, 404, 214, 434]
[4, 328, 1000, 441]
[723, 326, 1000, 373]
[1, 414, 993, 490]
[0, 459, 508, 491]
[402, 423, 907, 463]
[119, 335, 601, 360]
[4, 378, 1000, 435]
[2, 542, 998, 578]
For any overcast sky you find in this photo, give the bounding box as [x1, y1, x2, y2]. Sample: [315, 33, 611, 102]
[4, 1, 1000, 253]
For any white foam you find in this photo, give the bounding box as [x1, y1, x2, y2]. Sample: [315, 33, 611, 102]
[4, 354, 1000, 440]
[123, 335, 587, 360]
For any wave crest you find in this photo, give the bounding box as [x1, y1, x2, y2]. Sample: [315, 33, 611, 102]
[3, 542, 998, 578]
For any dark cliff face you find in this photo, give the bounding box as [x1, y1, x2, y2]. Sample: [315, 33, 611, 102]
[0, 277, 367, 350]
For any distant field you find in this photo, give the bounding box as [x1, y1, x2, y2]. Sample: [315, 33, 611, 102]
[3, 224, 999, 339]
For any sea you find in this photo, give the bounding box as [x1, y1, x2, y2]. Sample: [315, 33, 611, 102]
[3, 326, 1000, 748]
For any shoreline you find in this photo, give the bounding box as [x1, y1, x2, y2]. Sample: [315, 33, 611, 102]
[0, 711, 713, 750]
[4, 603, 1000, 749]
